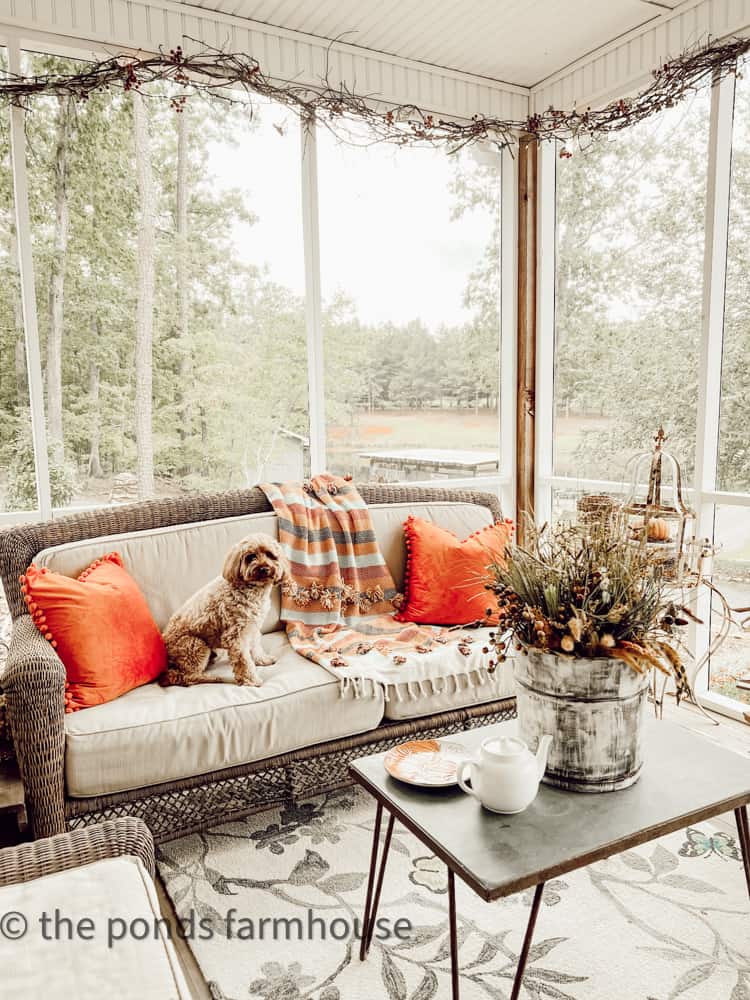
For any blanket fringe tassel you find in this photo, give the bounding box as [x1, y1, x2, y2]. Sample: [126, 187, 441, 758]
[339, 667, 494, 701]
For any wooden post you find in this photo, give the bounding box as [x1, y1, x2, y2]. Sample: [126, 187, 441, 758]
[516, 134, 538, 543]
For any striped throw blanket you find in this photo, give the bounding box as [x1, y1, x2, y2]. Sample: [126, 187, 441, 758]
[261, 474, 397, 627]
[258, 475, 498, 701]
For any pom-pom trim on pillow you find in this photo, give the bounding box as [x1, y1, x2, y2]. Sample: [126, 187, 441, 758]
[396, 515, 514, 626]
[19, 552, 124, 654]
[20, 551, 166, 713]
[399, 516, 514, 615]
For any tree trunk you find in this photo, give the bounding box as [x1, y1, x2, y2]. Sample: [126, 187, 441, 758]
[47, 95, 73, 451]
[9, 227, 28, 406]
[87, 357, 103, 478]
[175, 109, 191, 460]
[14, 337, 27, 406]
[133, 90, 155, 499]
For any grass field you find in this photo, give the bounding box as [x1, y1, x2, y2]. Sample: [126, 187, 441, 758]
[327, 408, 501, 478]
[328, 408, 632, 479]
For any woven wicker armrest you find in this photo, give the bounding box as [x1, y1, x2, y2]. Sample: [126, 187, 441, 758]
[0, 817, 155, 887]
[2, 615, 67, 839]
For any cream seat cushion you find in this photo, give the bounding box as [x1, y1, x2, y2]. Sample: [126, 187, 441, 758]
[64, 632, 384, 798]
[36, 500, 494, 633]
[0, 855, 190, 999]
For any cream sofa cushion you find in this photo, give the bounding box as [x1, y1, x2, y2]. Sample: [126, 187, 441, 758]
[0, 855, 190, 999]
[64, 632, 384, 798]
[36, 500, 494, 633]
[36, 511, 281, 632]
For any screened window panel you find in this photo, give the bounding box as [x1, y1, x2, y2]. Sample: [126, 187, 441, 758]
[24, 51, 307, 507]
[0, 48, 38, 513]
[710, 60, 750, 706]
[707, 505, 750, 706]
[317, 123, 501, 484]
[553, 90, 711, 484]
[718, 57, 750, 494]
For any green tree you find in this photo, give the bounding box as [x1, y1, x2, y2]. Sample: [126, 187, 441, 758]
[555, 89, 711, 482]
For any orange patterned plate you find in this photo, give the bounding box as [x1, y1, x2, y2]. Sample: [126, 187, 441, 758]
[384, 739, 469, 788]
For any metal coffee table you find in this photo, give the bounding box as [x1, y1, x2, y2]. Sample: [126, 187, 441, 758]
[349, 719, 750, 999]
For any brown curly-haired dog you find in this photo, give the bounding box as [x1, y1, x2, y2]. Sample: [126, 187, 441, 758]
[159, 533, 289, 687]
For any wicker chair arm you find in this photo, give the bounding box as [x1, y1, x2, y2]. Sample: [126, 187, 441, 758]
[4, 614, 66, 695]
[0, 817, 155, 887]
[2, 615, 66, 839]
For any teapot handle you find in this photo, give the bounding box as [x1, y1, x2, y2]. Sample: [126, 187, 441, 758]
[457, 759, 480, 800]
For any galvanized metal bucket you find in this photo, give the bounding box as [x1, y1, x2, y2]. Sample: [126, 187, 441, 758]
[513, 648, 649, 793]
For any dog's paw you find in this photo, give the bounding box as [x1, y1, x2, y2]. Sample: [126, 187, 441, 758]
[158, 669, 183, 687]
[237, 675, 262, 687]
[253, 654, 277, 667]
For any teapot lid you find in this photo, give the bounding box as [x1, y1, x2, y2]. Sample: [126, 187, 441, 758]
[483, 735, 527, 758]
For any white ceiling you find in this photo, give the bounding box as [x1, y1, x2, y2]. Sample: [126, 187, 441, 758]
[175, 0, 684, 86]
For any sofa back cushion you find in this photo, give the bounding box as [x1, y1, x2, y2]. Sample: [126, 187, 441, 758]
[36, 500, 493, 633]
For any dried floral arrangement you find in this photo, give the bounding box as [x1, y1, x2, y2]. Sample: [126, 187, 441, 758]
[485, 516, 694, 700]
[0, 35, 747, 153]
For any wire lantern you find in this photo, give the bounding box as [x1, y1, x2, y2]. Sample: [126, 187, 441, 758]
[620, 427, 699, 585]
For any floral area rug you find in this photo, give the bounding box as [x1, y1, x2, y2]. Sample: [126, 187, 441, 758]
[157, 787, 750, 1000]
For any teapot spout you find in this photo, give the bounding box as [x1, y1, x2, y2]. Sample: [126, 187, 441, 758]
[536, 735, 553, 780]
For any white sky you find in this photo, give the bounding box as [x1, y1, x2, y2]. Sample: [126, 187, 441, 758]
[206, 107, 498, 332]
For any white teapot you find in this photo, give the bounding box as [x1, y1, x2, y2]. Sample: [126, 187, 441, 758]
[457, 734, 553, 814]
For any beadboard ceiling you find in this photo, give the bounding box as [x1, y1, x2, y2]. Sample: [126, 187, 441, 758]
[173, 0, 684, 86]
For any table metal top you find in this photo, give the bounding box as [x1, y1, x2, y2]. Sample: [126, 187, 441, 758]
[350, 718, 750, 901]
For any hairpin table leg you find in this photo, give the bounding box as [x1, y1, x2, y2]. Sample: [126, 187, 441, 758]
[365, 813, 395, 954]
[360, 805, 395, 960]
[448, 869, 460, 999]
[510, 882, 546, 1000]
[735, 805, 750, 900]
[359, 802, 382, 961]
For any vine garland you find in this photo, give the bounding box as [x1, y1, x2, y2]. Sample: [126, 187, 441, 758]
[0, 34, 748, 153]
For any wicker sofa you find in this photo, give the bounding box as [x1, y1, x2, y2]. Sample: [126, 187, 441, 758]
[0, 817, 191, 997]
[0, 485, 516, 842]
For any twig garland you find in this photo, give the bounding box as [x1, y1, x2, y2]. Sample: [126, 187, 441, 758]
[0, 35, 748, 153]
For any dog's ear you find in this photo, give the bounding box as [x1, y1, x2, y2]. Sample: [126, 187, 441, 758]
[222, 541, 255, 586]
[265, 538, 291, 582]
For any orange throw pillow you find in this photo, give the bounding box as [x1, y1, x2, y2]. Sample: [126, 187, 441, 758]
[20, 553, 167, 713]
[395, 516, 513, 626]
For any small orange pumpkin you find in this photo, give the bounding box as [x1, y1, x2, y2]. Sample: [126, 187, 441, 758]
[646, 517, 671, 542]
